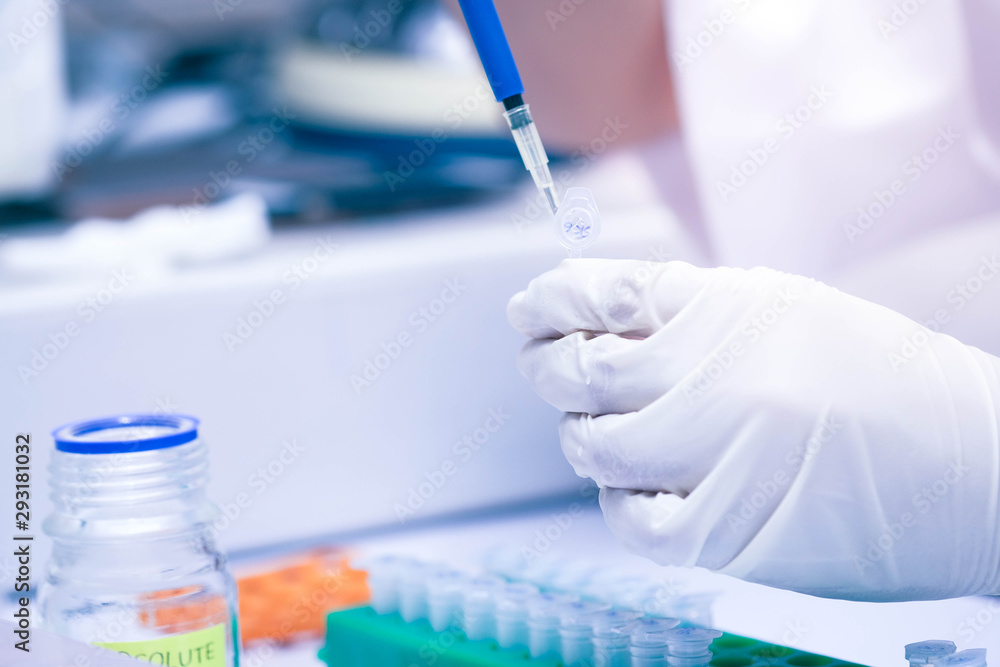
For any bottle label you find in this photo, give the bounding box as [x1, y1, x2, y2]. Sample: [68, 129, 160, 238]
[95, 622, 227, 666]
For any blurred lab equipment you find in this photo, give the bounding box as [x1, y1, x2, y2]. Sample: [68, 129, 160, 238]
[0, 193, 269, 280]
[0, 0, 536, 222]
[40, 414, 241, 666]
[0, 0, 67, 201]
[0, 0, 538, 222]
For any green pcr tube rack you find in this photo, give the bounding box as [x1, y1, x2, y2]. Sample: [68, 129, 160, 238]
[319, 606, 869, 667]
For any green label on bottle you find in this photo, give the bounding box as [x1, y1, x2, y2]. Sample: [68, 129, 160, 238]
[95, 623, 227, 666]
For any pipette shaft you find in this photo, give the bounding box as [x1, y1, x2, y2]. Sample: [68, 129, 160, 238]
[456, 0, 560, 214]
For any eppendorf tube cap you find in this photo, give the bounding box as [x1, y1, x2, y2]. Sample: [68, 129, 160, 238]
[590, 609, 641, 638]
[399, 561, 449, 623]
[663, 627, 722, 658]
[932, 649, 987, 667]
[495, 582, 540, 649]
[631, 617, 681, 667]
[527, 592, 578, 659]
[560, 599, 612, 667]
[462, 574, 504, 640]
[906, 640, 958, 665]
[427, 569, 469, 631]
[631, 617, 681, 646]
[357, 554, 417, 615]
[555, 187, 601, 253]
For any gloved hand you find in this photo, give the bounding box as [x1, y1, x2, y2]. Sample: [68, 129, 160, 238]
[508, 259, 1000, 602]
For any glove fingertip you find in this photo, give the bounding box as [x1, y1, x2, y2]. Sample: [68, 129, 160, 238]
[600, 489, 688, 564]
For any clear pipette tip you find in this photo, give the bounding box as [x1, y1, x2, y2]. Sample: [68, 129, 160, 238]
[503, 104, 560, 216]
[542, 181, 560, 215]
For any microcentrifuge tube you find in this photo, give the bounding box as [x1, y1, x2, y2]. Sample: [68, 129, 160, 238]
[630, 617, 682, 667]
[932, 649, 987, 667]
[555, 187, 601, 257]
[559, 600, 612, 667]
[590, 609, 640, 667]
[495, 582, 540, 649]
[426, 569, 469, 631]
[461, 575, 504, 641]
[906, 640, 958, 666]
[663, 627, 722, 667]
[399, 561, 444, 623]
[527, 592, 578, 659]
[361, 555, 415, 615]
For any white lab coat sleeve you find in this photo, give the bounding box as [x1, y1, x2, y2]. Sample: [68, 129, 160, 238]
[663, 0, 1000, 283]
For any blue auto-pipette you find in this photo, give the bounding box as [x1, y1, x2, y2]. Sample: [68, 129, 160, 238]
[456, 0, 560, 215]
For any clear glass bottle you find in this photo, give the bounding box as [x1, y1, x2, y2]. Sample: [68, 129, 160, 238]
[40, 414, 241, 666]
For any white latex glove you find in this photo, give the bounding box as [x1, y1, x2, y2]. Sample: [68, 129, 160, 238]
[508, 259, 1000, 602]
